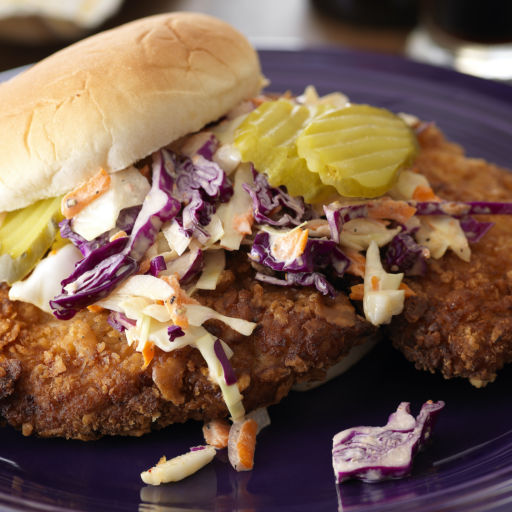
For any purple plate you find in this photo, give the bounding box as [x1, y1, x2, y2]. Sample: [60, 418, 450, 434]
[1, 48, 512, 512]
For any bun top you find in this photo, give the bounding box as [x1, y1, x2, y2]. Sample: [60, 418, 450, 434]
[0, 12, 264, 212]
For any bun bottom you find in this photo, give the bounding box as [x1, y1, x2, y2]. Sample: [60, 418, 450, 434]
[292, 338, 378, 392]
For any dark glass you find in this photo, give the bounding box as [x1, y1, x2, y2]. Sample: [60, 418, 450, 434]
[425, 0, 512, 44]
[311, 0, 419, 28]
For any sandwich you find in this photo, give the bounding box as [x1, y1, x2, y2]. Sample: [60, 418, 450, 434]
[0, 12, 379, 441]
[0, 11, 510, 450]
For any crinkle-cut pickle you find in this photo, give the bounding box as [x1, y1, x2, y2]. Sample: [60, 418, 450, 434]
[296, 104, 418, 198]
[234, 99, 337, 203]
[0, 196, 62, 284]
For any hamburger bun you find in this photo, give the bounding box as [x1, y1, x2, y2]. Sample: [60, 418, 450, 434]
[0, 12, 264, 212]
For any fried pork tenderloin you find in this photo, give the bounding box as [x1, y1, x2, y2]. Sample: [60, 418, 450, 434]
[388, 124, 512, 387]
[0, 251, 377, 440]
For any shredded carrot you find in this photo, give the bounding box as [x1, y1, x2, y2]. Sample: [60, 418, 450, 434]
[251, 95, 272, 107]
[349, 283, 364, 301]
[139, 164, 151, 179]
[345, 248, 366, 278]
[161, 274, 199, 329]
[399, 282, 416, 297]
[203, 419, 231, 449]
[368, 198, 416, 224]
[61, 168, 111, 219]
[141, 341, 155, 370]
[350, 282, 416, 301]
[412, 185, 440, 202]
[235, 419, 258, 471]
[139, 258, 152, 274]
[371, 275, 380, 291]
[271, 228, 309, 262]
[232, 209, 254, 236]
[109, 230, 127, 242]
[87, 305, 105, 313]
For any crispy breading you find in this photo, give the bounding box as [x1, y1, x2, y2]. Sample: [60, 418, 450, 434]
[0, 253, 377, 440]
[388, 124, 512, 386]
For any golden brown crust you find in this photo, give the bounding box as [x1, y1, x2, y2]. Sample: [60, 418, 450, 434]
[388, 124, 512, 386]
[0, 12, 263, 211]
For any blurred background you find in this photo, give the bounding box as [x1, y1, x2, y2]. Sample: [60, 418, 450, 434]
[0, 0, 511, 82]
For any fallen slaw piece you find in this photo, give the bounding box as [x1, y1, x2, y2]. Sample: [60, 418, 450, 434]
[141, 445, 216, 486]
[332, 401, 445, 483]
[228, 418, 258, 472]
[227, 408, 271, 472]
[143, 406, 272, 486]
[203, 418, 231, 449]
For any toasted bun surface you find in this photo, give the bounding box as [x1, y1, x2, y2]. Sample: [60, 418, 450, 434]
[0, 12, 263, 212]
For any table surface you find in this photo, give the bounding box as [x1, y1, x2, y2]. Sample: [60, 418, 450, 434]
[0, 0, 415, 72]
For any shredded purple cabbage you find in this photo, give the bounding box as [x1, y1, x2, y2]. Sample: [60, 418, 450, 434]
[332, 401, 445, 483]
[309, 240, 350, 278]
[52, 143, 231, 319]
[125, 152, 181, 260]
[412, 200, 512, 217]
[189, 445, 207, 452]
[286, 272, 336, 297]
[59, 205, 142, 258]
[253, 272, 291, 287]
[411, 199, 512, 246]
[250, 231, 348, 296]
[213, 339, 237, 385]
[149, 255, 167, 277]
[383, 232, 427, 276]
[107, 311, 136, 333]
[250, 232, 311, 272]
[196, 134, 219, 160]
[168, 325, 185, 341]
[250, 233, 348, 276]
[166, 149, 233, 244]
[59, 219, 96, 257]
[458, 217, 495, 243]
[51, 151, 180, 319]
[50, 237, 137, 319]
[164, 249, 203, 285]
[255, 270, 336, 297]
[243, 168, 313, 227]
[116, 205, 144, 233]
[324, 204, 368, 243]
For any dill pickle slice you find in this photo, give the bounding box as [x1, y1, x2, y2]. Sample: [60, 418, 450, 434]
[296, 104, 418, 198]
[0, 197, 63, 284]
[234, 99, 336, 203]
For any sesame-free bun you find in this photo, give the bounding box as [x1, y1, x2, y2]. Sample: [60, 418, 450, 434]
[0, 12, 264, 212]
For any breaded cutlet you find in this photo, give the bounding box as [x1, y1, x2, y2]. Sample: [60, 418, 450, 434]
[0, 252, 377, 440]
[388, 124, 512, 386]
